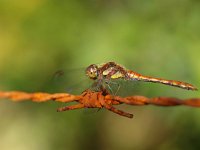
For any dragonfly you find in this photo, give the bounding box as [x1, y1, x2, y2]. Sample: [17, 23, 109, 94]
[55, 61, 197, 117]
[85, 62, 197, 94]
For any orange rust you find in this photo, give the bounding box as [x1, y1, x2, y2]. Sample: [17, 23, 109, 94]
[1, 90, 200, 118]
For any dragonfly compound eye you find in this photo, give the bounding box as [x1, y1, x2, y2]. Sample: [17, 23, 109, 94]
[85, 64, 98, 80]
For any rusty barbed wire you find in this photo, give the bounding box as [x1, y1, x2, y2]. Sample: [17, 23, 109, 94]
[0, 90, 200, 118]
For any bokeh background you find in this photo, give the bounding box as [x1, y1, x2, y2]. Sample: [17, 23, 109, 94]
[0, 0, 200, 150]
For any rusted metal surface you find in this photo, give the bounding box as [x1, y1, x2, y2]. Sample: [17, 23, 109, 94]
[1, 89, 200, 118]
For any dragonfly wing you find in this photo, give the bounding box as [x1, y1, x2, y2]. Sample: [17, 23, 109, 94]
[50, 68, 92, 94]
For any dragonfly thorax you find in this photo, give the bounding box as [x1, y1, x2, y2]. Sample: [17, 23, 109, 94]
[102, 67, 124, 79]
[86, 63, 126, 81]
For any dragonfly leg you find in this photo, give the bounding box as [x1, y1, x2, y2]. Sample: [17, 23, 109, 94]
[57, 103, 84, 112]
[104, 78, 121, 96]
[105, 83, 114, 95]
[112, 82, 121, 95]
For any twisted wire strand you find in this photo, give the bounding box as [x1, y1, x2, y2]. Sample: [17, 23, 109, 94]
[0, 91, 79, 102]
[1, 90, 200, 107]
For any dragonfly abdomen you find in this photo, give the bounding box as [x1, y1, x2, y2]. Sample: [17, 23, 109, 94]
[127, 70, 197, 91]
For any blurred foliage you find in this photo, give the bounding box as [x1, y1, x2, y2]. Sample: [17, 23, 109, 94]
[0, 0, 200, 150]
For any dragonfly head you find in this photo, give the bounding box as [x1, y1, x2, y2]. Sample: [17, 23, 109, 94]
[85, 64, 98, 80]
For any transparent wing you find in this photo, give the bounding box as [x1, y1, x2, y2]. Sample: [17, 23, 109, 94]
[108, 78, 186, 97]
[50, 68, 93, 94]
[106, 78, 147, 97]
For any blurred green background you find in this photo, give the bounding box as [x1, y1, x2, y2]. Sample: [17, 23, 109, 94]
[0, 0, 200, 150]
